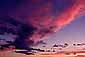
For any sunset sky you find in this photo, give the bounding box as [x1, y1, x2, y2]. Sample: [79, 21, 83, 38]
[0, 0, 84, 51]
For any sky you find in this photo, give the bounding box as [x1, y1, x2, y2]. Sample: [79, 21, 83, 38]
[0, 0, 85, 51]
[33, 15, 85, 50]
[45, 15, 85, 49]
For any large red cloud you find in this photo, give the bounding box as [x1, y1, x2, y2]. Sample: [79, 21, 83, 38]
[13, 0, 84, 43]
[27, 0, 84, 43]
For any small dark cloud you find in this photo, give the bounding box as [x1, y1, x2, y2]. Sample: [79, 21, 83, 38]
[34, 41, 47, 46]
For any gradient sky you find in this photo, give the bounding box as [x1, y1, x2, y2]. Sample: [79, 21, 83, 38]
[0, 0, 84, 51]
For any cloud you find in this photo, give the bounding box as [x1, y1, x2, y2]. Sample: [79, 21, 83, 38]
[0, 0, 84, 51]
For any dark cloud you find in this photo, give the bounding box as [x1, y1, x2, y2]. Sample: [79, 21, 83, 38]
[0, 17, 36, 50]
[34, 41, 47, 46]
